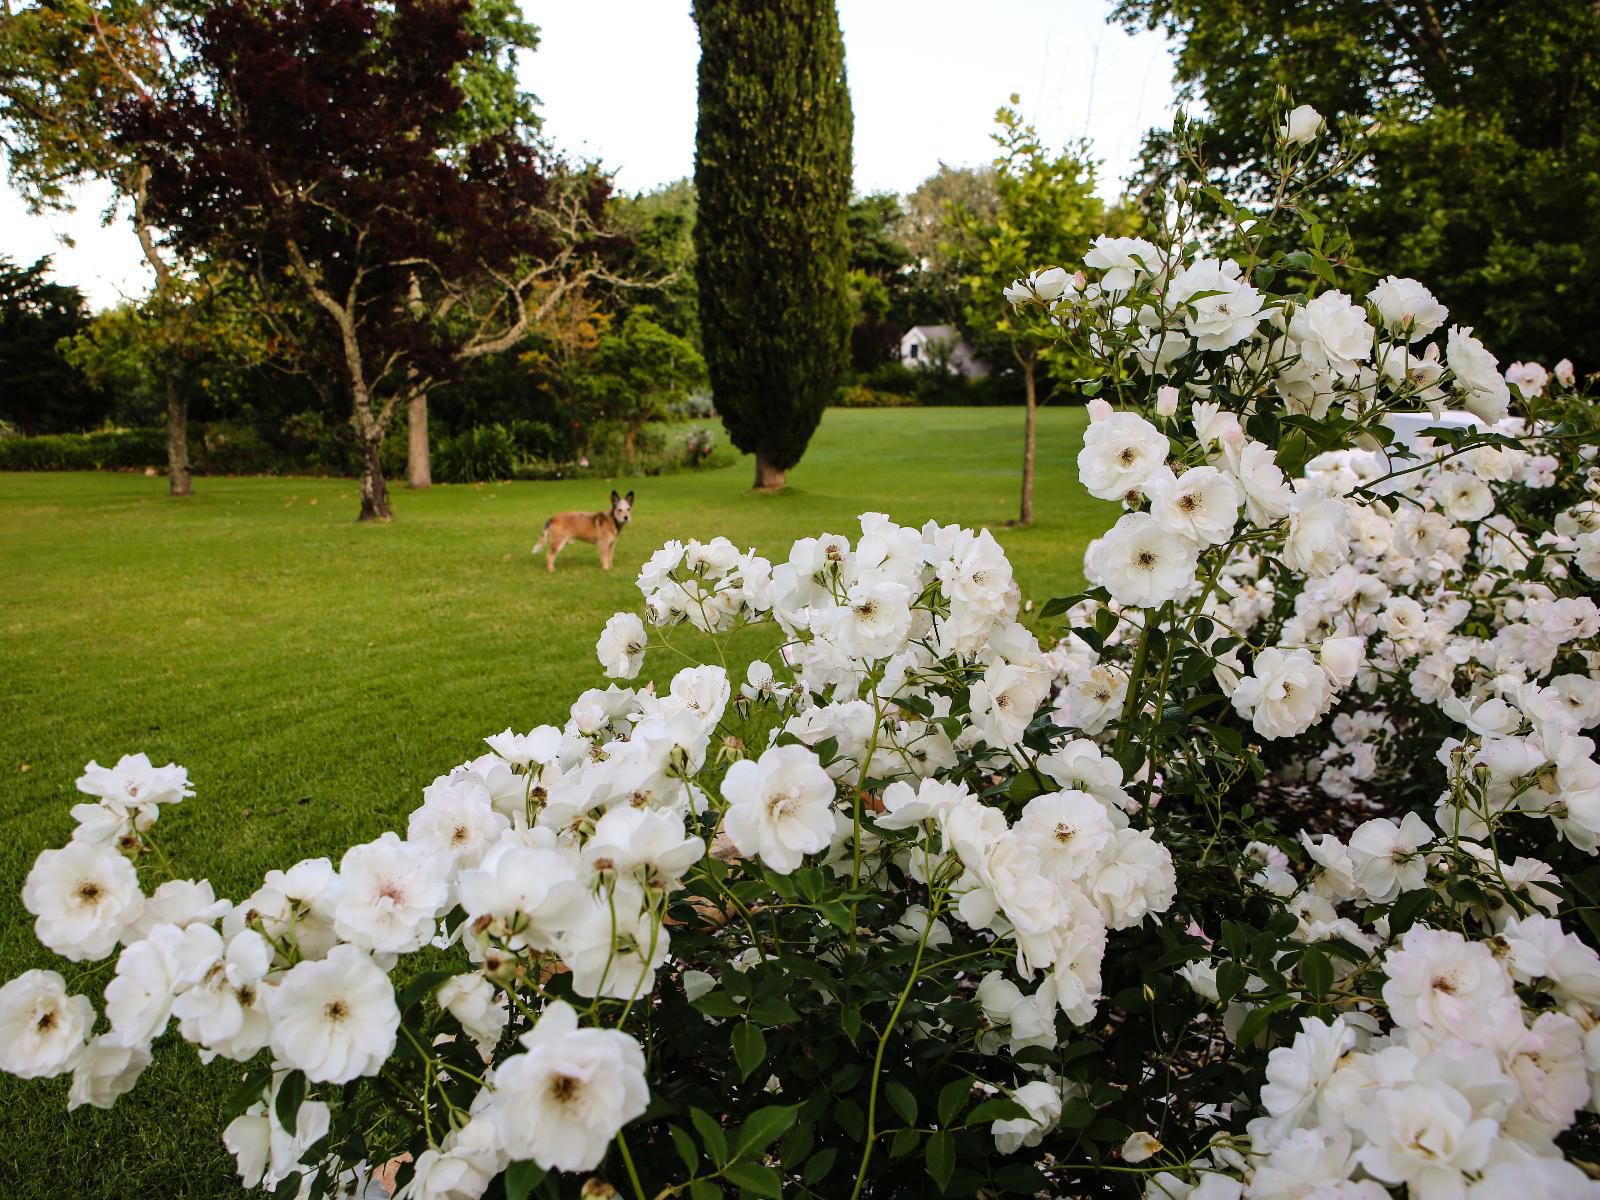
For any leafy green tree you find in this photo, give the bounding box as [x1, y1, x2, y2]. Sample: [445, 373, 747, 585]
[1114, 0, 1600, 368]
[0, 0, 205, 490]
[603, 178, 701, 345]
[579, 309, 707, 459]
[952, 100, 1104, 525]
[903, 163, 1000, 326]
[0, 255, 106, 434]
[693, 0, 853, 491]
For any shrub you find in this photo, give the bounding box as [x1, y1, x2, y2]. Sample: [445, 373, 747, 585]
[4, 107, 1600, 1200]
[831, 385, 918, 408]
[433, 424, 519, 483]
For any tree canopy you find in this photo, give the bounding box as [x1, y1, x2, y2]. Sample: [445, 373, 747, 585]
[1115, 0, 1600, 368]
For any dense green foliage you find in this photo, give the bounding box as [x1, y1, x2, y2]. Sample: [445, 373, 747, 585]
[0, 255, 105, 434]
[1115, 0, 1600, 369]
[0, 407, 1104, 1199]
[692, 0, 853, 485]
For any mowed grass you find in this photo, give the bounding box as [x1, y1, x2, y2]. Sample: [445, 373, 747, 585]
[0, 406, 1108, 1198]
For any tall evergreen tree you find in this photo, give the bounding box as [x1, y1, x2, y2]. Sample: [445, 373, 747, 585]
[693, 0, 852, 491]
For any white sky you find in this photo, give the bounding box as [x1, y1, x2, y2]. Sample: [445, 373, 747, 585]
[0, 0, 1175, 310]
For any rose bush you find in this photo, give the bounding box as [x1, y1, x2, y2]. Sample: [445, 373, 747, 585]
[2, 109, 1598, 1198]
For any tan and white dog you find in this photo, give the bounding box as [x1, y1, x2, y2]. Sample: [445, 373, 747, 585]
[535, 490, 633, 572]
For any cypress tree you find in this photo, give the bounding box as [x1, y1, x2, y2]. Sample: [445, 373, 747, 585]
[693, 0, 853, 491]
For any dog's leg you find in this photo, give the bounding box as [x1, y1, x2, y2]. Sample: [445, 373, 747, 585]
[601, 536, 614, 570]
[546, 533, 564, 573]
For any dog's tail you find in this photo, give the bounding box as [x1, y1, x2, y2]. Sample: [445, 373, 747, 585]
[533, 517, 551, 554]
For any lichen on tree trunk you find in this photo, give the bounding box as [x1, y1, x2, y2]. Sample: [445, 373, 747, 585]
[359, 433, 392, 522]
[406, 392, 431, 489]
[164, 376, 192, 497]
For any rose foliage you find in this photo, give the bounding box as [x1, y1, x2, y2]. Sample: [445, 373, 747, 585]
[4, 110, 1600, 1199]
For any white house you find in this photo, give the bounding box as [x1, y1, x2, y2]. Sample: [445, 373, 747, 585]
[898, 324, 989, 378]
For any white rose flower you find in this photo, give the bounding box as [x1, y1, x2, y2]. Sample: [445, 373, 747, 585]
[563, 885, 672, 1001]
[1017, 789, 1116, 884]
[1446, 326, 1511, 422]
[482, 724, 562, 768]
[1231, 648, 1331, 739]
[333, 832, 450, 954]
[266, 944, 399, 1083]
[67, 1036, 151, 1110]
[407, 778, 510, 871]
[1088, 827, 1177, 929]
[1282, 493, 1350, 577]
[969, 660, 1051, 749]
[1083, 235, 1162, 294]
[76, 753, 193, 812]
[1225, 440, 1295, 526]
[1281, 104, 1324, 145]
[721, 744, 836, 874]
[1145, 465, 1241, 546]
[1093, 512, 1200, 608]
[1077, 410, 1170, 500]
[170, 929, 273, 1061]
[104, 922, 222, 1049]
[0, 969, 93, 1079]
[490, 1000, 648, 1172]
[1288, 291, 1374, 375]
[1318, 636, 1364, 688]
[992, 1079, 1063, 1154]
[1166, 257, 1266, 351]
[1346, 813, 1433, 904]
[1055, 663, 1130, 735]
[1505, 360, 1550, 397]
[437, 974, 509, 1050]
[596, 611, 648, 679]
[23, 841, 146, 962]
[1381, 926, 1516, 1040]
[1367, 276, 1447, 342]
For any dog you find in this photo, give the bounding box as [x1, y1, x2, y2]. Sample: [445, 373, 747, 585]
[535, 490, 633, 572]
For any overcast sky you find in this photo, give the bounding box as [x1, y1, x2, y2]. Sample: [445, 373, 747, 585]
[0, 0, 1176, 310]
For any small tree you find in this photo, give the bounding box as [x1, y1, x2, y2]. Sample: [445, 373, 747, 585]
[954, 99, 1104, 525]
[124, 0, 617, 521]
[693, 0, 853, 491]
[0, 0, 205, 492]
[579, 310, 706, 460]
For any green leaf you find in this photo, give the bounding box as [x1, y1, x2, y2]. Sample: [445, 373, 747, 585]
[1215, 960, 1246, 1006]
[722, 1162, 782, 1197]
[691, 1106, 728, 1166]
[816, 900, 853, 931]
[748, 995, 800, 1025]
[503, 1161, 547, 1200]
[937, 1076, 971, 1126]
[691, 991, 743, 1019]
[735, 1105, 799, 1158]
[1300, 947, 1333, 999]
[803, 1146, 839, 1182]
[732, 1021, 767, 1082]
[926, 1130, 955, 1192]
[669, 1124, 698, 1174]
[221, 1066, 273, 1123]
[1058, 1097, 1096, 1129]
[274, 1069, 307, 1136]
[965, 1097, 1031, 1123]
[886, 1080, 917, 1126]
[839, 1003, 862, 1042]
[889, 1127, 920, 1158]
[397, 968, 457, 1015]
[690, 1181, 720, 1200]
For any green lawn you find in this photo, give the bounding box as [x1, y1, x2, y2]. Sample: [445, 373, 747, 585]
[0, 406, 1108, 1198]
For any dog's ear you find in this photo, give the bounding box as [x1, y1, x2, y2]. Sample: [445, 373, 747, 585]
[610, 490, 620, 505]
[625, 491, 634, 504]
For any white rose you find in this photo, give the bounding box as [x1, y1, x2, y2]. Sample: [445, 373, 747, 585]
[1281, 104, 1324, 146]
[596, 611, 648, 679]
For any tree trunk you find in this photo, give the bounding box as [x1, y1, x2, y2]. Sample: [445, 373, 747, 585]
[406, 391, 432, 489]
[1019, 359, 1037, 526]
[359, 432, 392, 522]
[753, 452, 786, 491]
[624, 423, 638, 462]
[164, 374, 192, 497]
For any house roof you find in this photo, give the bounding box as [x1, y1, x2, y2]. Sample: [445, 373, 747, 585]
[903, 324, 959, 341]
